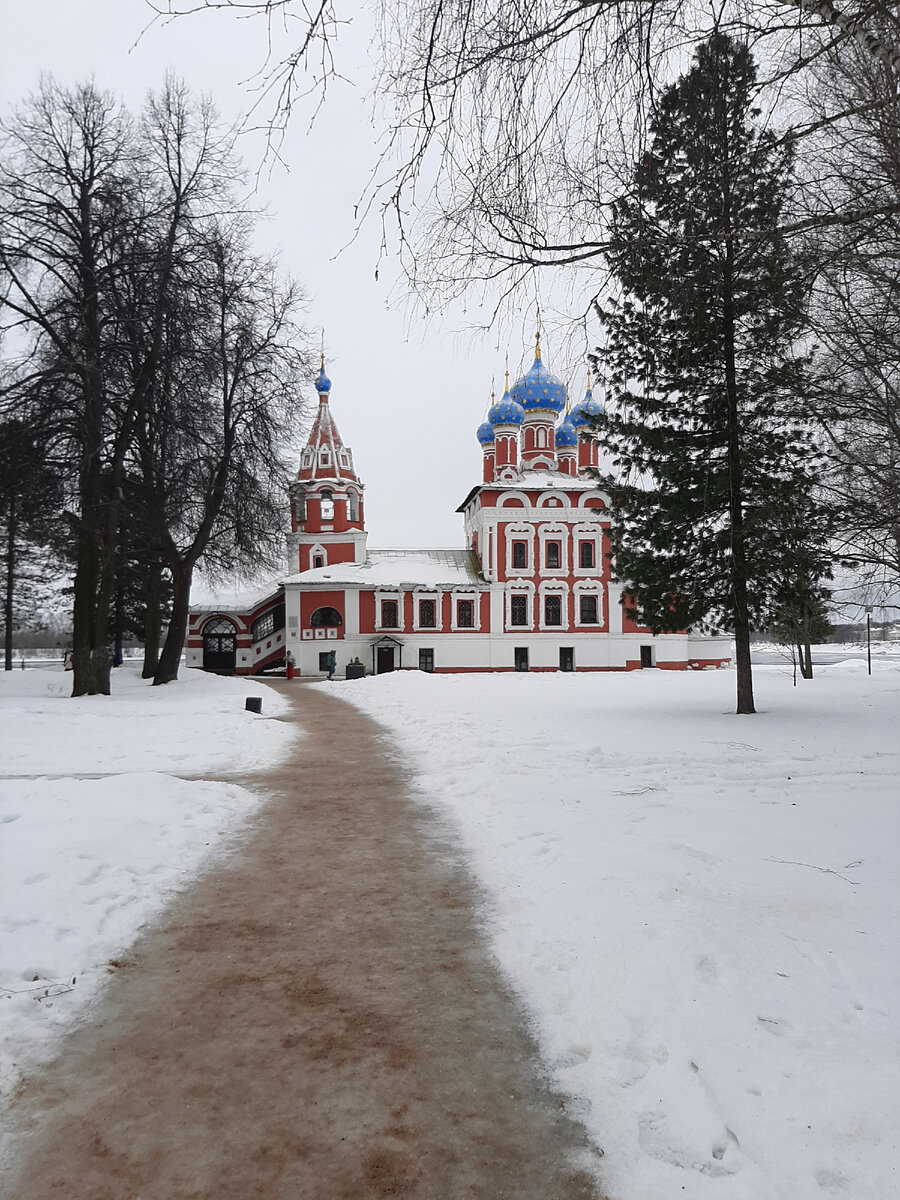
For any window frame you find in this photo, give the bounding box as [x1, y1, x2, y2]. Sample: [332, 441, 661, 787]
[578, 594, 600, 625]
[510, 594, 529, 627]
[544, 593, 563, 626]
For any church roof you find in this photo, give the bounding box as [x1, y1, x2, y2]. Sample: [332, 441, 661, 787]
[282, 548, 485, 589]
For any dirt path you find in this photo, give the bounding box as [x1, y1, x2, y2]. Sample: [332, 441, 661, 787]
[3, 682, 607, 1199]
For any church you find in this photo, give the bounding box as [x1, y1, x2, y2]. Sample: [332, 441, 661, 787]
[186, 343, 732, 677]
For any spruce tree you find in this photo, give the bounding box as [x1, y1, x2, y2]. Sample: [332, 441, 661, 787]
[595, 31, 832, 714]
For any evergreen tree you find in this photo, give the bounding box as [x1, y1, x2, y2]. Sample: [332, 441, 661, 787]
[595, 31, 833, 714]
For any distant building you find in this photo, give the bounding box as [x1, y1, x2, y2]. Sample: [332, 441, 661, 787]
[187, 343, 732, 676]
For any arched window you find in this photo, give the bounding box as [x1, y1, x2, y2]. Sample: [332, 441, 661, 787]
[310, 606, 342, 627]
[320, 489, 334, 520]
[348, 492, 359, 522]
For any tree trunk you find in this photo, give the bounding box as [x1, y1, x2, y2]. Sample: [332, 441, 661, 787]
[142, 562, 163, 679]
[154, 560, 191, 685]
[112, 568, 125, 668]
[799, 637, 814, 679]
[722, 243, 756, 715]
[4, 497, 16, 671]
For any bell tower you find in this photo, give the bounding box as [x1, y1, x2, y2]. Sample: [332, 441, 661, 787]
[288, 362, 368, 572]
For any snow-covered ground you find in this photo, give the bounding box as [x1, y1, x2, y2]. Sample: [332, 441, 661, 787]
[0, 664, 296, 1113]
[1, 655, 897, 1199]
[334, 658, 899, 1200]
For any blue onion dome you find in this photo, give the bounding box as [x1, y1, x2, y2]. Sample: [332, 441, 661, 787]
[476, 419, 496, 445]
[571, 386, 604, 429]
[555, 414, 578, 447]
[315, 358, 331, 394]
[488, 386, 525, 428]
[510, 338, 566, 414]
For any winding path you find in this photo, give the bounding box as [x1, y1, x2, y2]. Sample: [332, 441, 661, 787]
[3, 681, 606, 1199]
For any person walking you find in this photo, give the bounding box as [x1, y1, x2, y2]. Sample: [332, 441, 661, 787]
[326, 649, 336, 681]
[285, 649, 295, 681]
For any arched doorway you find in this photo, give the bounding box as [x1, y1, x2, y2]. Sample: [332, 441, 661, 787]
[202, 617, 237, 674]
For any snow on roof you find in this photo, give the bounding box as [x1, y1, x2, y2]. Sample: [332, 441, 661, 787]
[189, 581, 282, 613]
[282, 548, 485, 589]
[456, 469, 608, 511]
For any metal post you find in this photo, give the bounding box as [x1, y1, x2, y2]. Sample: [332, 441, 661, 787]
[867, 610, 872, 676]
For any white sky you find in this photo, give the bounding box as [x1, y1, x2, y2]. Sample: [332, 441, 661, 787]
[0, 1, 577, 547]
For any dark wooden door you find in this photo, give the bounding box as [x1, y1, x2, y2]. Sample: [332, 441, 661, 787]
[376, 646, 395, 674]
[202, 619, 237, 674]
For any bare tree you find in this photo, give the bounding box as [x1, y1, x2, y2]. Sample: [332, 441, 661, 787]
[128, 218, 311, 685]
[0, 77, 309, 693]
[802, 13, 900, 595]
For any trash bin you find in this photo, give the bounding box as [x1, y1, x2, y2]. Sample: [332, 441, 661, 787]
[345, 659, 366, 680]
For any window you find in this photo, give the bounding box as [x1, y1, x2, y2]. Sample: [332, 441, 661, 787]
[546, 541, 561, 569]
[419, 598, 436, 628]
[510, 595, 528, 626]
[544, 594, 562, 626]
[640, 645, 656, 668]
[293, 495, 306, 522]
[310, 606, 342, 627]
[457, 599, 474, 628]
[419, 648, 434, 673]
[514, 647, 529, 672]
[251, 611, 274, 642]
[512, 541, 528, 569]
[319, 652, 331, 671]
[313, 555, 324, 569]
[579, 595, 599, 625]
[203, 617, 236, 648]
[320, 489, 334, 520]
[348, 492, 359, 522]
[559, 647, 574, 672]
[251, 604, 284, 641]
[381, 599, 399, 629]
[579, 541, 595, 568]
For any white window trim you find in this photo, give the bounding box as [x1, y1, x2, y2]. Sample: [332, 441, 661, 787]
[450, 589, 482, 632]
[538, 581, 570, 631]
[573, 580, 605, 628]
[572, 522, 603, 578]
[505, 580, 535, 631]
[309, 543, 327, 569]
[538, 524, 569, 578]
[504, 522, 534, 578]
[375, 589, 405, 633]
[412, 587, 443, 632]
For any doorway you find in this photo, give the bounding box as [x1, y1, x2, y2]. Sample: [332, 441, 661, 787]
[640, 645, 656, 668]
[202, 617, 237, 674]
[376, 646, 396, 674]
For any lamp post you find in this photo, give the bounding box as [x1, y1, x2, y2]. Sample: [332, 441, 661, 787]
[866, 607, 873, 676]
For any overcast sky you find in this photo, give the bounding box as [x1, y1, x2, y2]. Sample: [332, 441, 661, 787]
[1, 1, 585, 548]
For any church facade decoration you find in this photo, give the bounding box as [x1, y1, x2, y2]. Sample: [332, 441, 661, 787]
[186, 350, 732, 676]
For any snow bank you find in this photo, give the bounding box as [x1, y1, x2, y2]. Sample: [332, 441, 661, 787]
[0, 665, 297, 1105]
[334, 663, 900, 1200]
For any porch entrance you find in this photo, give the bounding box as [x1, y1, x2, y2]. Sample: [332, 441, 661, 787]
[376, 646, 395, 674]
[202, 617, 237, 674]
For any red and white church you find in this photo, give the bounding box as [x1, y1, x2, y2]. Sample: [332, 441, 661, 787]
[186, 344, 732, 677]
